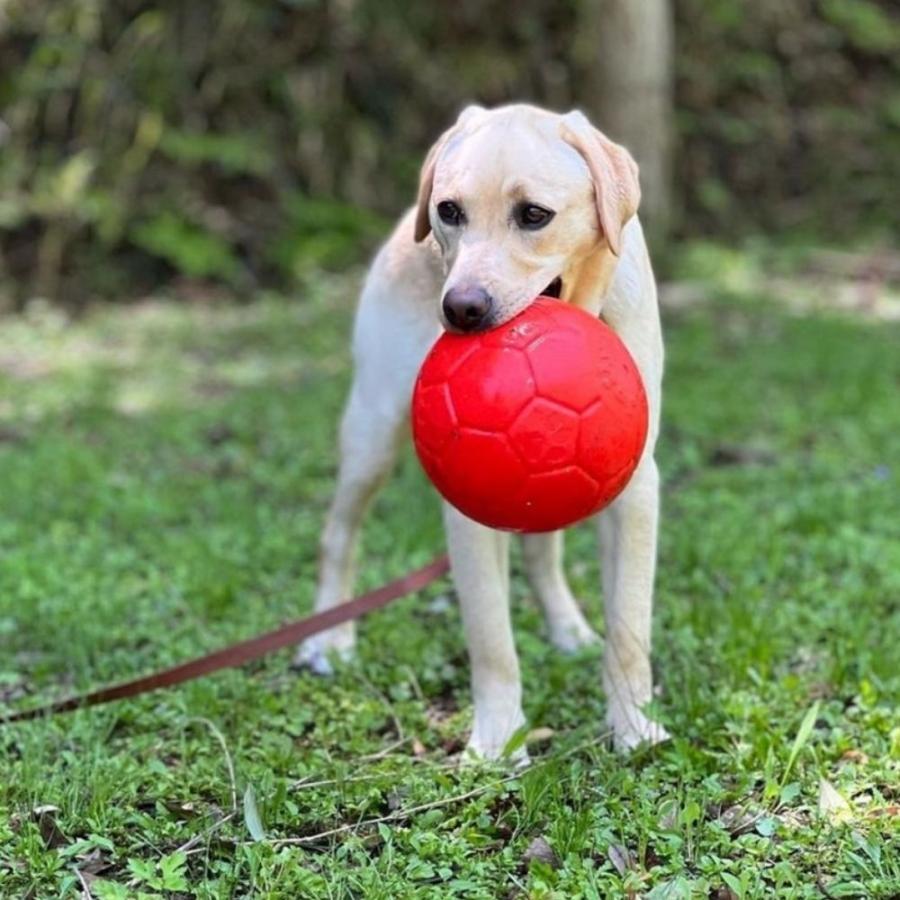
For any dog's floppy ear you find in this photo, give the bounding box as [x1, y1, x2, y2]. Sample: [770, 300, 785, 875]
[414, 105, 486, 243]
[559, 111, 640, 257]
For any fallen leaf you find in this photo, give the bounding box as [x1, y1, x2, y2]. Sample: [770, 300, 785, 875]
[75, 868, 102, 891]
[840, 749, 868, 765]
[32, 805, 66, 849]
[243, 784, 265, 841]
[866, 805, 900, 819]
[607, 844, 634, 876]
[522, 836, 559, 869]
[717, 804, 761, 837]
[76, 848, 113, 877]
[710, 887, 740, 900]
[819, 778, 853, 824]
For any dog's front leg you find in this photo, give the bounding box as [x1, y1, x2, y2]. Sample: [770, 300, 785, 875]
[599, 455, 670, 750]
[443, 503, 525, 761]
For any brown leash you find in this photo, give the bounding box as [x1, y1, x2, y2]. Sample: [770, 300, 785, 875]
[2, 555, 450, 724]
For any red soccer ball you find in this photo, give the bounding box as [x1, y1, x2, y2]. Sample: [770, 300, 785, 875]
[411, 297, 648, 532]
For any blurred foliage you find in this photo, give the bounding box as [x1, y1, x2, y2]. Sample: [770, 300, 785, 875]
[675, 0, 900, 239]
[0, 0, 897, 305]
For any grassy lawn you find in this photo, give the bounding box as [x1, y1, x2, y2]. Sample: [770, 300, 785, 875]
[1, 271, 898, 899]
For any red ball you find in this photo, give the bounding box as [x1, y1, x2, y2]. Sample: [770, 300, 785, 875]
[412, 298, 648, 532]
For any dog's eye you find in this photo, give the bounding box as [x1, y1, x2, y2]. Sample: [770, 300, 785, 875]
[515, 203, 555, 230]
[437, 201, 465, 226]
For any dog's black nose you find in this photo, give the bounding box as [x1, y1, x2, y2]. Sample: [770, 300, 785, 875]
[442, 286, 493, 332]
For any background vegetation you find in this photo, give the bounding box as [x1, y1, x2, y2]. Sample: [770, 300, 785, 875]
[1, 0, 898, 307]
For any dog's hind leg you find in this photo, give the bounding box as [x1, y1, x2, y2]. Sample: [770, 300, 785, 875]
[521, 532, 599, 653]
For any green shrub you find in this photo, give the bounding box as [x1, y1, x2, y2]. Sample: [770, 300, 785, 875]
[0, 0, 896, 303]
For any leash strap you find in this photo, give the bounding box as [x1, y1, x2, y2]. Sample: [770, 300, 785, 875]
[3, 555, 450, 724]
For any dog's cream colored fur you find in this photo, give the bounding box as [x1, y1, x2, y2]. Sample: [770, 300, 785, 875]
[295, 104, 669, 758]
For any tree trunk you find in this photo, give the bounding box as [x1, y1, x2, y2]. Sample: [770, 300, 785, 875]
[576, 0, 674, 247]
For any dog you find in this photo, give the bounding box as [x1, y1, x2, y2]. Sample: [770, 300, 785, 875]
[294, 104, 670, 760]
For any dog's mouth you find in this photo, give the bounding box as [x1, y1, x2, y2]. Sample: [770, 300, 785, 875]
[542, 277, 563, 299]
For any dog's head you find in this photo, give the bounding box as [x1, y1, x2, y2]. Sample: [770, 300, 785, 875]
[414, 104, 641, 332]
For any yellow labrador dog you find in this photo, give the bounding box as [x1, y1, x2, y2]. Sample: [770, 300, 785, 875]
[295, 104, 669, 759]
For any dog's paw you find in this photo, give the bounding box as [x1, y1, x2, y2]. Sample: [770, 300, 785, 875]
[461, 712, 530, 767]
[291, 629, 356, 676]
[608, 707, 671, 752]
[548, 616, 601, 654]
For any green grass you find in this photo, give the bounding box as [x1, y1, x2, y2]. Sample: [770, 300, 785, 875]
[1, 274, 899, 899]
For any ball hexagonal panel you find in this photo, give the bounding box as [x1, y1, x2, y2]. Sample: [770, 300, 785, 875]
[447, 345, 535, 431]
[508, 397, 580, 471]
[526, 329, 605, 412]
[578, 393, 647, 486]
[439, 429, 527, 528]
[514, 466, 600, 532]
